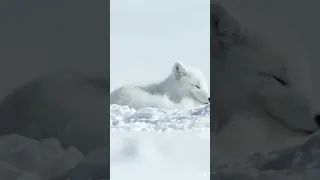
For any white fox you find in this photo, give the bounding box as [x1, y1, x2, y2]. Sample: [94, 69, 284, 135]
[0, 69, 109, 155]
[110, 62, 210, 110]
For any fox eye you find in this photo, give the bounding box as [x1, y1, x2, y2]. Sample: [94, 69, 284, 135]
[258, 73, 288, 86]
[271, 75, 287, 86]
[194, 85, 200, 89]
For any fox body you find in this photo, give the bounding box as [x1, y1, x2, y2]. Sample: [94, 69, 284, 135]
[110, 62, 210, 110]
[0, 70, 109, 155]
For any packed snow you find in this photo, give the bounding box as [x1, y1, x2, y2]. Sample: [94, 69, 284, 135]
[0, 100, 210, 180]
[110, 104, 210, 180]
[0, 134, 110, 180]
[1, 103, 320, 180]
[212, 131, 320, 180]
[111, 103, 320, 180]
[0, 134, 83, 180]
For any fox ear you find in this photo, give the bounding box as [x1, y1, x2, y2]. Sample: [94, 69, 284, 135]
[211, 2, 247, 61]
[173, 62, 186, 79]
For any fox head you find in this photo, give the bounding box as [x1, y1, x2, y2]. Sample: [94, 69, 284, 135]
[211, 2, 320, 133]
[170, 62, 210, 105]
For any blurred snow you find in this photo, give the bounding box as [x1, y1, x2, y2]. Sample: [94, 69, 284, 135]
[0, 134, 83, 180]
[0, 104, 210, 180]
[212, 127, 320, 180]
[110, 104, 210, 180]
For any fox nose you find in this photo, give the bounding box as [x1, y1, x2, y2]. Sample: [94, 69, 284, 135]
[208, 97, 210, 102]
[314, 114, 320, 127]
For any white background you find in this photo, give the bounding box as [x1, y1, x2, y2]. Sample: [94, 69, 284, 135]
[110, 0, 210, 91]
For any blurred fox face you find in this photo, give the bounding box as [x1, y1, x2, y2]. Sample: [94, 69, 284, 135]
[210, 2, 320, 133]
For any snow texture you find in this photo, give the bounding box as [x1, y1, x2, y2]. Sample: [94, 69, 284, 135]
[110, 104, 210, 180]
[1, 103, 320, 180]
[212, 124, 320, 180]
[0, 134, 83, 180]
[0, 104, 210, 180]
[110, 104, 320, 180]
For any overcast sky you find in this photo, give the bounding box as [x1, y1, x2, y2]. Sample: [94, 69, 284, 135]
[110, 0, 210, 91]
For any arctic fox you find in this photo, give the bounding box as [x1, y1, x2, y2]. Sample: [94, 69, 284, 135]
[110, 62, 210, 110]
[0, 69, 109, 155]
[211, 3, 320, 163]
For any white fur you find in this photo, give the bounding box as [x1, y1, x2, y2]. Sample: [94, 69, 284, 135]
[0, 69, 109, 155]
[212, 47, 319, 163]
[110, 62, 210, 110]
[211, 5, 320, 164]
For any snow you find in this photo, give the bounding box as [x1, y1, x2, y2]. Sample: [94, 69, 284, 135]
[1, 101, 320, 180]
[110, 104, 210, 180]
[3, 101, 320, 180]
[0, 134, 83, 180]
[110, 104, 320, 180]
[0, 104, 209, 180]
[212, 126, 320, 180]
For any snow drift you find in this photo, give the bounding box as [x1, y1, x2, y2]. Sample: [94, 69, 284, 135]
[0, 104, 210, 180]
[110, 104, 210, 180]
[1, 103, 320, 180]
[212, 130, 320, 180]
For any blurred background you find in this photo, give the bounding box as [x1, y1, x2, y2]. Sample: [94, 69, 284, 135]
[0, 1, 108, 101]
[110, 0, 210, 91]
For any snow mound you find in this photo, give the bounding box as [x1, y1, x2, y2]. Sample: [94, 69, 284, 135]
[0, 104, 210, 180]
[212, 129, 320, 180]
[110, 104, 210, 180]
[0, 134, 83, 180]
[110, 104, 210, 134]
[55, 147, 109, 180]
